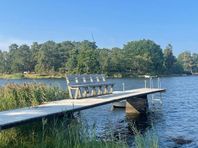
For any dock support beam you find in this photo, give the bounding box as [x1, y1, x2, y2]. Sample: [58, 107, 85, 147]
[125, 95, 148, 115]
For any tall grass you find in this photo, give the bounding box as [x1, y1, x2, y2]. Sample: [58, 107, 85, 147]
[24, 73, 64, 79]
[0, 83, 126, 148]
[0, 117, 127, 148]
[0, 83, 158, 148]
[0, 73, 24, 79]
[132, 125, 159, 148]
[0, 83, 67, 111]
[0, 73, 65, 79]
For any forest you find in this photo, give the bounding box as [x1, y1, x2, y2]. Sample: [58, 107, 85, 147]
[0, 39, 197, 77]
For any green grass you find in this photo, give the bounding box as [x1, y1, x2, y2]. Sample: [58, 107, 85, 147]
[0, 83, 127, 148]
[0, 82, 158, 148]
[0, 117, 127, 148]
[132, 125, 159, 148]
[24, 73, 65, 79]
[0, 117, 159, 148]
[0, 73, 65, 79]
[0, 73, 25, 79]
[0, 83, 67, 111]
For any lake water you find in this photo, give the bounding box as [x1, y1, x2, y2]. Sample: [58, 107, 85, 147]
[0, 76, 198, 147]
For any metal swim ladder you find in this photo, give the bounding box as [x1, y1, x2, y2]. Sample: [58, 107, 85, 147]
[144, 75, 163, 107]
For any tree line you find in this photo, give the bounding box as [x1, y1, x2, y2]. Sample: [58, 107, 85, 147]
[0, 39, 197, 77]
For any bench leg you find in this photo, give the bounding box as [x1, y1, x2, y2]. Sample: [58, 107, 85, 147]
[83, 87, 89, 97]
[75, 88, 82, 99]
[74, 89, 78, 99]
[92, 87, 96, 96]
[68, 86, 74, 99]
[78, 88, 82, 98]
[98, 86, 102, 95]
[110, 85, 113, 93]
[104, 85, 108, 94]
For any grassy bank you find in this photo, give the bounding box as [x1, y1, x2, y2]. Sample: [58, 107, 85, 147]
[0, 116, 159, 148]
[0, 83, 67, 111]
[0, 72, 193, 80]
[25, 73, 65, 79]
[0, 83, 127, 148]
[0, 73, 25, 79]
[0, 73, 65, 79]
[0, 83, 159, 148]
[0, 117, 127, 148]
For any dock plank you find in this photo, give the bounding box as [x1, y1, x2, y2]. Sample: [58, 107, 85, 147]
[0, 88, 165, 130]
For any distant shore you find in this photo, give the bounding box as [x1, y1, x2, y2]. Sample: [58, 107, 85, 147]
[0, 73, 195, 79]
[0, 73, 65, 79]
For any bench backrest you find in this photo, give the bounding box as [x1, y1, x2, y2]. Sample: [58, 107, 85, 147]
[66, 74, 106, 85]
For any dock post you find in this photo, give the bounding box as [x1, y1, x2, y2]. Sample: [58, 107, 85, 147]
[125, 95, 148, 115]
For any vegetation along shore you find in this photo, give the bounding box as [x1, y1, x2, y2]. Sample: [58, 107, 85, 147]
[0, 39, 197, 78]
[0, 83, 158, 148]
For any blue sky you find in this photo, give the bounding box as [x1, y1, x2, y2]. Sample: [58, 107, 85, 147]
[0, 0, 198, 55]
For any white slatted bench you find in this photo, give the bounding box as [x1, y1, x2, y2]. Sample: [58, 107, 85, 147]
[65, 74, 114, 99]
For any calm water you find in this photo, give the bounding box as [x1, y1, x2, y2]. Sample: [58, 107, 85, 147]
[0, 76, 198, 147]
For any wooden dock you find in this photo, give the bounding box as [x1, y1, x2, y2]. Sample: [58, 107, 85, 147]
[0, 88, 165, 130]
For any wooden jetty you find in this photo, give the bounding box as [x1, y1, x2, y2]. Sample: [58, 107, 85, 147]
[0, 88, 165, 131]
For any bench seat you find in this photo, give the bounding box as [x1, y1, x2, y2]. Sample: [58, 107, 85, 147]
[66, 74, 114, 99]
[69, 82, 114, 88]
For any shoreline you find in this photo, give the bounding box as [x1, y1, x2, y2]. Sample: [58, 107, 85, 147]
[0, 73, 65, 79]
[0, 73, 195, 79]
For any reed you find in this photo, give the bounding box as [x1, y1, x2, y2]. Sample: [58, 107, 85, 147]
[0, 83, 67, 111]
[0, 73, 24, 79]
[132, 125, 159, 148]
[0, 117, 127, 148]
[0, 83, 158, 148]
[0, 83, 126, 147]
[0, 73, 65, 79]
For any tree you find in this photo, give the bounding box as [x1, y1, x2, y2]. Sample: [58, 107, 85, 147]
[19, 44, 34, 72]
[35, 41, 63, 73]
[108, 47, 127, 76]
[66, 48, 79, 74]
[76, 41, 100, 74]
[178, 51, 193, 73]
[9, 44, 33, 72]
[31, 42, 41, 72]
[0, 50, 13, 73]
[123, 39, 164, 75]
[98, 48, 111, 75]
[191, 53, 198, 73]
[57, 41, 75, 71]
[9, 44, 18, 72]
[1, 39, 197, 76]
[0, 51, 5, 73]
[163, 44, 177, 73]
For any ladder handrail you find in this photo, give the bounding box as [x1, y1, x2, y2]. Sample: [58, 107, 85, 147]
[144, 75, 161, 89]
